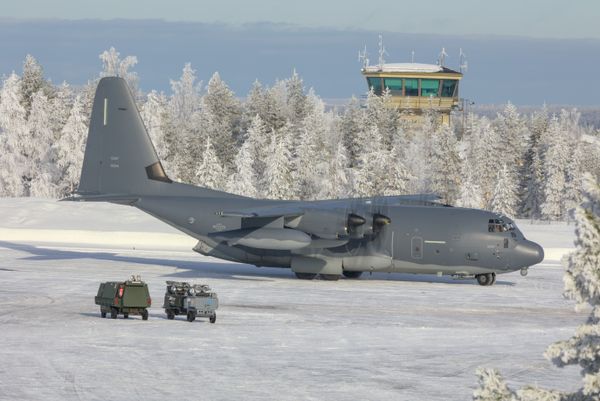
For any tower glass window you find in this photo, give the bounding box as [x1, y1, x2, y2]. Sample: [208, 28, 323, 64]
[421, 79, 440, 97]
[383, 78, 403, 95]
[367, 77, 383, 95]
[441, 80, 457, 97]
[404, 79, 418, 96]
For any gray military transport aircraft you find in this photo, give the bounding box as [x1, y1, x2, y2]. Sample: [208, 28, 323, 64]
[67, 77, 544, 285]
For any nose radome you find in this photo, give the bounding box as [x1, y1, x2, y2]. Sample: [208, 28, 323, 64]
[515, 240, 544, 267]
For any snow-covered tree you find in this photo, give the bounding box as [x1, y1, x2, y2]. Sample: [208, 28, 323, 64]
[99, 47, 139, 94]
[227, 138, 258, 197]
[20, 55, 51, 116]
[263, 127, 294, 200]
[26, 91, 58, 197]
[168, 63, 202, 182]
[340, 96, 366, 168]
[541, 117, 569, 220]
[491, 164, 519, 218]
[0, 73, 28, 196]
[201, 72, 241, 168]
[353, 125, 388, 197]
[141, 90, 171, 172]
[382, 140, 412, 196]
[285, 69, 308, 127]
[429, 124, 461, 205]
[521, 106, 549, 218]
[53, 95, 87, 195]
[475, 174, 600, 400]
[194, 137, 225, 190]
[243, 80, 286, 132]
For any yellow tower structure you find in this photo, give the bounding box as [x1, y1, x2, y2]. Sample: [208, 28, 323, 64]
[361, 63, 463, 125]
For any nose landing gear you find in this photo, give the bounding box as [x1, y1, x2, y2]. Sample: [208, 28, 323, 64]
[476, 273, 496, 286]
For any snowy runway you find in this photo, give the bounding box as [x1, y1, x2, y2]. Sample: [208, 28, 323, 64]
[0, 200, 584, 400]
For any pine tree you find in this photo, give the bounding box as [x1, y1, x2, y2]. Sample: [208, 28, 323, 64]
[340, 96, 366, 168]
[541, 117, 569, 220]
[473, 368, 513, 401]
[194, 137, 225, 190]
[20, 55, 51, 117]
[0, 73, 28, 196]
[521, 106, 549, 218]
[27, 91, 58, 197]
[429, 124, 462, 205]
[285, 69, 308, 127]
[53, 95, 87, 195]
[227, 138, 258, 197]
[201, 72, 241, 169]
[168, 63, 202, 182]
[263, 127, 294, 200]
[382, 140, 412, 196]
[99, 47, 139, 95]
[141, 90, 171, 172]
[491, 164, 519, 218]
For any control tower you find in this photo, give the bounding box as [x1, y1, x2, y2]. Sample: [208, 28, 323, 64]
[361, 61, 463, 125]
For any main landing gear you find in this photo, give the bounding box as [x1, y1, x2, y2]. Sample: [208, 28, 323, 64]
[476, 273, 496, 286]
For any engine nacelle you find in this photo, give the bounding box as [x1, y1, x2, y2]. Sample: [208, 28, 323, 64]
[286, 209, 348, 239]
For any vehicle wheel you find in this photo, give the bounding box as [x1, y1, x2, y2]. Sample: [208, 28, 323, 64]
[295, 272, 317, 280]
[110, 308, 118, 319]
[320, 274, 340, 281]
[141, 309, 149, 321]
[490, 273, 497, 285]
[342, 271, 363, 279]
[166, 310, 175, 320]
[476, 274, 489, 286]
[123, 313, 129, 319]
[187, 312, 195, 322]
[101, 310, 106, 318]
[209, 314, 216, 324]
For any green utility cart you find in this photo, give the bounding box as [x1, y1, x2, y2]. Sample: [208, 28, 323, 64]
[95, 275, 151, 320]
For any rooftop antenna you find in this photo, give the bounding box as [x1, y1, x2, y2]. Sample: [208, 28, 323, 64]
[358, 45, 369, 69]
[437, 47, 448, 66]
[459, 48, 468, 73]
[378, 34, 388, 71]
[411, 50, 415, 63]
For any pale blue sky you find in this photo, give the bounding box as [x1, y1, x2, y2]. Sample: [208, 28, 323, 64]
[2, 0, 600, 39]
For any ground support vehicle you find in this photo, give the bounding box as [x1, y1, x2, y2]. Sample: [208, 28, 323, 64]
[163, 281, 218, 323]
[95, 275, 151, 320]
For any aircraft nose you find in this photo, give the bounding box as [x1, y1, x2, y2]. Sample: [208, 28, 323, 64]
[514, 240, 544, 267]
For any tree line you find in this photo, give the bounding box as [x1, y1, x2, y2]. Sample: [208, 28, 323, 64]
[1, 48, 598, 221]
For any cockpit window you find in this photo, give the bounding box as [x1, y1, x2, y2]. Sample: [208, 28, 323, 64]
[488, 219, 514, 233]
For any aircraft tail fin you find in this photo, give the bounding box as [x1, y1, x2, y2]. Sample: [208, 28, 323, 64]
[77, 77, 171, 197]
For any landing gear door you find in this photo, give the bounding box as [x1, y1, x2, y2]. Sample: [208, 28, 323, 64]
[411, 237, 423, 259]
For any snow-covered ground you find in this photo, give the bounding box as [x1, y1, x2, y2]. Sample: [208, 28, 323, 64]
[0, 198, 584, 400]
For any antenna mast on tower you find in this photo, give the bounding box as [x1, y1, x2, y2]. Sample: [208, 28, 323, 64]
[378, 34, 388, 71]
[358, 45, 369, 69]
[459, 48, 468, 73]
[437, 47, 448, 66]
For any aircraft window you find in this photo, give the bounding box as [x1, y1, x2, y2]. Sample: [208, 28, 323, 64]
[421, 79, 440, 97]
[405, 79, 419, 96]
[367, 77, 383, 95]
[488, 219, 515, 233]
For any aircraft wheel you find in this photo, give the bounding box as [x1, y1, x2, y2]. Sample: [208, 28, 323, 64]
[187, 312, 196, 322]
[210, 314, 216, 324]
[295, 272, 317, 280]
[141, 310, 149, 321]
[476, 274, 489, 286]
[110, 307, 118, 319]
[342, 271, 363, 279]
[320, 274, 340, 281]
